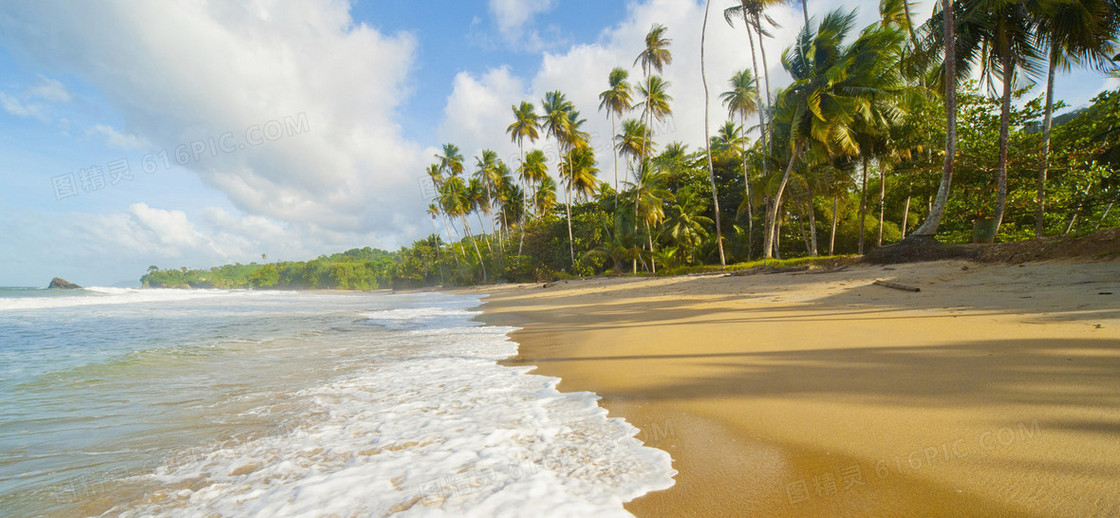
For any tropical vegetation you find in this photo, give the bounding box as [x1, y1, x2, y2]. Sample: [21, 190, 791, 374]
[145, 0, 1120, 289]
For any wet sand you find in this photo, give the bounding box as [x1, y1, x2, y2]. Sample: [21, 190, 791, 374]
[475, 260, 1120, 517]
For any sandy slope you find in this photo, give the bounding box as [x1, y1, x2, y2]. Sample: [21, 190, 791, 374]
[475, 259, 1120, 517]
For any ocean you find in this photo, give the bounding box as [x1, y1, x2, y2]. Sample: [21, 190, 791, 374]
[0, 287, 674, 517]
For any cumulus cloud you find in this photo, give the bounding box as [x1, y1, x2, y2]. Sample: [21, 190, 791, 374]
[439, 0, 941, 199]
[0, 0, 428, 246]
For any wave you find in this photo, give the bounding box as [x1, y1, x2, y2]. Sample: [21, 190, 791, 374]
[0, 287, 298, 312]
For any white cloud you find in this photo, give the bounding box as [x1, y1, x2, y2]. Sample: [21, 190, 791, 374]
[0, 0, 428, 247]
[438, 66, 527, 165]
[489, 0, 554, 39]
[88, 124, 148, 149]
[28, 75, 72, 102]
[438, 0, 943, 199]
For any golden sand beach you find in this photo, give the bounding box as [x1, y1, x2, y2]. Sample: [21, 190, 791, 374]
[476, 259, 1120, 517]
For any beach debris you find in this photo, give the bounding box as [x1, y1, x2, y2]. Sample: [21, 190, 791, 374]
[1096, 324, 1103, 329]
[541, 283, 553, 289]
[873, 280, 921, 293]
[961, 265, 969, 271]
[47, 277, 81, 289]
[1100, 292, 1113, 295]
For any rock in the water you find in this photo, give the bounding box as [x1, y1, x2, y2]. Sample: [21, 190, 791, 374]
[48, 277, 82, 289]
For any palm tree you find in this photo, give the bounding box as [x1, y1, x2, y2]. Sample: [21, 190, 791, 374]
[520, 149, 549, 205]
[540, 90, 579, 265]
[617, 117, 653, 272]
[439, 173, 486, 281]
[507, 101, 541, 252]
[629, 165, 673, 273]
[598, 67, 633, 195]
[948, 0, 1043, 236]
[1032, 0, 1119, 236]
[721, 68, 760, 257]
[912, 0, 958, 237]
[534, 176, 558, 217]
[473, 149, 502, 243]
[723, 1, 783, 160]
[634, 24, 673, 179]
[436, 143, 465, 177]
[724, 2, 776, 184]
[703, 0, 728, 266]
[766, 9, 902, 259]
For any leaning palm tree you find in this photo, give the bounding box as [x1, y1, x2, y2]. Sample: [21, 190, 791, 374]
[721, 68, 760, 258]
[766, 9, 903, 259]
[507, 101, 541, 253]
[1032, 0, 1119, 236]
[911, 0, 958, 236]
[598, 67, 634, 195]
[634, 24, 673, 179]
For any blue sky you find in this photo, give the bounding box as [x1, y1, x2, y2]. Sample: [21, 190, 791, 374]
[0, 0, 1113, 286]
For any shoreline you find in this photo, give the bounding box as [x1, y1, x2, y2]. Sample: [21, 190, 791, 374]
[474, 259, 1120, 516]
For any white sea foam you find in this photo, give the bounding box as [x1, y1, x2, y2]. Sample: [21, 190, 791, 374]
[0, 287, 294, 312]
[111, 298, 676, 517]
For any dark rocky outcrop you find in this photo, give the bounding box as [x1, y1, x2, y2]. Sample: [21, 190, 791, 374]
[48, 277, 82, 289]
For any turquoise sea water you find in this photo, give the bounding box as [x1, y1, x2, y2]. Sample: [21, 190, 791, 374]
[0, 287, 673, 517]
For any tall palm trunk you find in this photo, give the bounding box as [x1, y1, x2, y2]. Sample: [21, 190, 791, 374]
[829, 195, 839, 255]
[647, 222, 657, 274]
[764, 144, 802, 259]
[744, 11, 769, 176]
[913, 0, 956, 236]
[800, 0, 809, 28]
[877, 166, 886, 247]
[702, 0, 727, 267]
[565, 182, 575, 267]
[806, 186, 818, 256]
[518, 141, 528, 256]
[1037, 45, 1057, 238]
[859, 159, 869, 254]
[611, 114, 620, 200]
[992, 49, 1013, 235]
[754, 12, 773, 160]
[741, 112, 754, 259]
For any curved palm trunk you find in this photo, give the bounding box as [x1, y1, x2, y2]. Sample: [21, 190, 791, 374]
[702, 0, 727, 267]
[829, 195, 839, 255]
[565, 183, 575, 267]
[1037, 46, 1057, 238]
[764, 144, 802, 259]
[912, 0, 956, 236]
[992, 50, 1013, 236]
[646, 222, 656, 274]
[801, 0, 809, 28]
